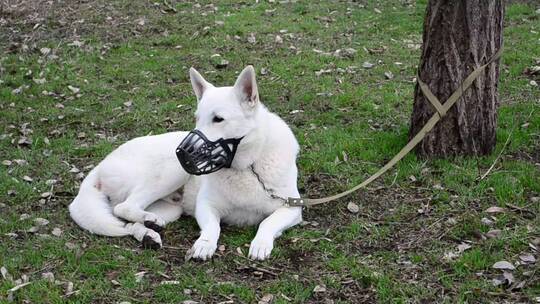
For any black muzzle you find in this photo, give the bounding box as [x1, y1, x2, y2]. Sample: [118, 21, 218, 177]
[176, 130, 243, 175]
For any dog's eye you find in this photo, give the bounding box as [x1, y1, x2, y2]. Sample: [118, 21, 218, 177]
[212, 116, 224, 123]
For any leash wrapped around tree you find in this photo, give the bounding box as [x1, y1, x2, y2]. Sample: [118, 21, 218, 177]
[283, 47, 503, 208]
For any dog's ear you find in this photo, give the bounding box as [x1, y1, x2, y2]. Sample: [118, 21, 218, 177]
[189, 67, 213, 102]
[233, 65, 259, 108]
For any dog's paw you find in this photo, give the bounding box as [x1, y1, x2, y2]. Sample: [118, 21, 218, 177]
[143, 214, 165, 232]
[141, 230, 162, 250]
[248, 237, 274, 260]
[185, 238, 217, 261]
[144, 220, 164, 233]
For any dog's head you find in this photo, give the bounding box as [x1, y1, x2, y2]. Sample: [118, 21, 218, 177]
[189, 65, 260, 143]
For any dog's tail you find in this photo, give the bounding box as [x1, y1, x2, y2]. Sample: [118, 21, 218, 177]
[69, 167, 130, 236]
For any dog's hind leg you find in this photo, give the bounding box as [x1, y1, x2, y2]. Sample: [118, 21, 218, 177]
[113, 191, 170, 231]
[146, 198, 183, 225]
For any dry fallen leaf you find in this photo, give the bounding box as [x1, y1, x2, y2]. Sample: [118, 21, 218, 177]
[41, 272, 54, 282]
[34, 218, 49, 226]
[485, 206, 505, 214]
[519, 253, 536, 264]
[134, 271, 146, 283]
[258, 294, 274, 304]
[247, 33, 256, 44]
[160, 280, 180, 285]
[362, 62, 375, 69]
[1, 266, 12, 281]
[481, 217, 494, 226]
[485, 229, 502, 239]
[457, 243, 472, 253]
[52, 227, 63, 237]
[313, 285, 326, 292]
[40, 47, 51, 55]
[492, 260, 515, 270]
[67, 85, 80, 94]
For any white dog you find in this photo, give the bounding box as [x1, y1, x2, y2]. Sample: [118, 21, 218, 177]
[69, 66, 303, 260]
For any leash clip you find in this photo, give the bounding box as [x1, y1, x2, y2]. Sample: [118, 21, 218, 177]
[286, 198, 304, 207]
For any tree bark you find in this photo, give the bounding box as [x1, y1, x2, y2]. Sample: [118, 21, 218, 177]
[410, 0, 504, 157]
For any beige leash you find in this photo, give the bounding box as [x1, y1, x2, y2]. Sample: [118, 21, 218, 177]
[286, 47, 503, 207]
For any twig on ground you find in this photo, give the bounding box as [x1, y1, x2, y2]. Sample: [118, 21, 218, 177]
[479, 130, 513, 181]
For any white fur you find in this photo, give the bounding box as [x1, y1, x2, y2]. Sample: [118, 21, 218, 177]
[69, 66, 302, 260]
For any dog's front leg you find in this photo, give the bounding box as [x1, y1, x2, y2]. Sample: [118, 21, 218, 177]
[249, 206, 302, 260]
[186, 200, 221, 261]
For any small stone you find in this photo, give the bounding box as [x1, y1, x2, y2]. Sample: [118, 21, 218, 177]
[347, 202, 360, 213]
[23, 175, 33, 182]
[275, 35, 283, 44]
[2, 160, 12, 166]
[530, 80, 538, 87]
[384, 71, 394, 79]
[41, 192, 52, 198]
[183, 288, 192, 295]
[19, 214, 30, 220]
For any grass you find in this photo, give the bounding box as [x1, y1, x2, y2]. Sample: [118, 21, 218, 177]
[1, 0, 539, 303]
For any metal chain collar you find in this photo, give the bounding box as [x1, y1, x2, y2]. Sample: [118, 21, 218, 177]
[249, 164, 290, 205]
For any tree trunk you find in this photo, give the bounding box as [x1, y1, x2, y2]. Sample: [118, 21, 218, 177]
[410, 0, 504, 157]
